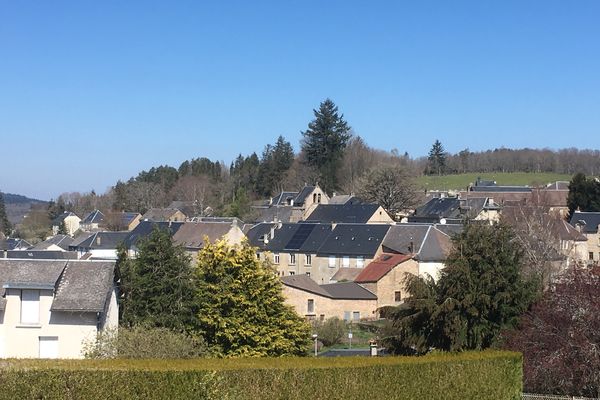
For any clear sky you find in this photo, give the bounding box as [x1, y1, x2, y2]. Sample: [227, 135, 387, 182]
[1, 1, 599, 200]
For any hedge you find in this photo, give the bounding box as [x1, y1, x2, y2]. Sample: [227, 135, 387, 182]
[0, 350, 522, 400]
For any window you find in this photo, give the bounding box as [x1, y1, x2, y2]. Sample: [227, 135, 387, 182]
[307, 299, 314, 314]
[342, 256, 350, 268]
[357, 256, 364, 268]
[289, 253, 296, 265]
[328, 256, 336, 268]
[39, 336, 58, 359]
[353, 311, 360, 322]
[305, 254, 312, 266]
[394, 291, 402, 303]
[306, 272, 311, 277]
[21, 289, 40, 325]
[274, 253, 280, 264]
[317, 193, 322, 203]
[590, 252, 595, 261]
[319, 314, 325, 322]
[343, 311, 351, 322]
[289, 271, 295, 276]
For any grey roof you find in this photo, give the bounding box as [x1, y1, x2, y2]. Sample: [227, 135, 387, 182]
[247, 223, 333, 254]
[6, 250, 78, 260]
[569, 211, 600, 234]
[383, 224, 452, 262]
[172, 221, 234, 250]
[293, 186, 316, 207]
[281, 275, 377, 300]
[52, 211, 79, 225]
[245, 222, 276, 250]
[321, 282, 377, 300]
[433, 223, 464, 237]
[142, 208, 186, 221]
[412, 197, 488, 222]
[0, 260, 66, 290]
[471, 186, 531, 193]
[0, 238, 32, 251]
[271, 191, 299, 206]
[81, 210, 105, 225]
[328, 195, 361, 205]
[69, 231, 130, 250]
[252, 206, 294, 223]
[31, 235, 73, 251]
[51, 261, 115, 312]
[168, 201, 199, 218]
[123, 221, 185, 249]
[317, 224, 390, 257]
[306, 203, 387, 224]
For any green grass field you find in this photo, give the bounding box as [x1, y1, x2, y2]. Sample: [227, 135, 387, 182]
[417, 172, 573, 191]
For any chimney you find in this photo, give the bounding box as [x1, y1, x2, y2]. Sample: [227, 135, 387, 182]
[277, 220, 283, 229]
[96, 235, 101, 246]
[263, 233, 269, 244]
[270, 226, 275, 240]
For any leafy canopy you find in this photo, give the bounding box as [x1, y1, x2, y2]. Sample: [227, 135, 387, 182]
[195, 240, 311, 357]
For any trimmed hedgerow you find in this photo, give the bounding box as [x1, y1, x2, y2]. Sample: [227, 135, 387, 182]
[0, 351, 521, 400]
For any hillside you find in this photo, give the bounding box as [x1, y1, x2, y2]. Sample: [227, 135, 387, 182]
[416, 172, 573, 191]
[1, 192, 47, 225]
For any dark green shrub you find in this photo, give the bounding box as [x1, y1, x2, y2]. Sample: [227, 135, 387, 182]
[0, 351, 522, 400]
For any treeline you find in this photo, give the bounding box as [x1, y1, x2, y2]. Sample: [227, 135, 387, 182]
[44, 99, 599, 220]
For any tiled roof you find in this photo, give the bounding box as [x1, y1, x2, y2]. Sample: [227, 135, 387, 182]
[355, 254, 413, 283]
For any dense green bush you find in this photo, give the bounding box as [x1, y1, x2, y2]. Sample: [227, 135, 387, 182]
[82, 326, 210, 359]
[0, 351, 521, 400]
[314, 317, 346, 346]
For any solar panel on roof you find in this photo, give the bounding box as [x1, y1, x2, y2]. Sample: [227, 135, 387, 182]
[284, 224, 316, 250]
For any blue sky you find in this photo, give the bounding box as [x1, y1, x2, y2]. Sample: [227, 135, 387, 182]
[1, 1, 599, 200]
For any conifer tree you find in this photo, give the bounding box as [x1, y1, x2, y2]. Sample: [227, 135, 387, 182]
[0, 191, 11, 237]
[195, 240, 311, 357]
[427, 140, 447, 175]
[118, 226, 197, 332]
[301, 99, 351, 193]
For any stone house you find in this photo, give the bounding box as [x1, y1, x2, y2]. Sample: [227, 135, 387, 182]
[52, 212, 81, 236]
[281, 274, 377, 322]
[570, 211, 600, 264]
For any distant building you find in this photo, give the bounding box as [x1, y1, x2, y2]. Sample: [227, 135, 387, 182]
[51, 212, 81, 236]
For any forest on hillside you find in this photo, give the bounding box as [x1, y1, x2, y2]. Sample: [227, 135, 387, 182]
[20, 99, 600, 225]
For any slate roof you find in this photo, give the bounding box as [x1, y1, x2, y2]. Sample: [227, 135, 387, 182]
[320, 282, 377, 300]
[0, 260, 66, 291]
[70, 231, 130, 250]
[6, 250, 78, 260]
[123, 220, 185, 249]
[51, 261, 115, 312]
[142, 208, 186, 221]
[52, 211, 79, 225]
[31, 234, 73, 251]
[411, 197, 488, 222]
[355, 253, 413, 283]
[168, 201, 199, 218]
[328, 195, 361, 205]
[271, 191, 299, 206]
[317, 224, 390, 257]
[245, 222, 276, 250]
[570, 211, 600, 234]
[382, 224, 452, 262]
[470, 185, 532, 193]
[0, 238, 32, 251]
[281, 274, 377, 300]
[252, 206, 294, 223]
[306, 203, 388, 224]
[434, 224, 464, 237]
[293, 185, 316, 207]
[81, 210, 105, 225]
[172, 221, 234, 250]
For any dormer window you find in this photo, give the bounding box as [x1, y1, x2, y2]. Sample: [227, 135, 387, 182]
[317, 194, 322, 203]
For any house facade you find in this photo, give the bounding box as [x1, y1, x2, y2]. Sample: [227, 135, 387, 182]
[570, 211, 600, 264]
[0, 260, 117, 359]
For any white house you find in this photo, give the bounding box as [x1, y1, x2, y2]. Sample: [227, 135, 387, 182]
[0, 259, 117, 359]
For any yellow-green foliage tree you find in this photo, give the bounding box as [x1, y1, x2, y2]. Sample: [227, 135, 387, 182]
[195, 240, 311, 357]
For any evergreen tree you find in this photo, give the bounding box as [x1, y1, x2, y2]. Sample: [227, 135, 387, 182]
[301, 99, 351, 193]
[58, 220, 68, 235]
[427, 140, 447, 175]
[567, 172, 600, 217]
[0, 191, 11, 237]
[256, 136, 295, 196]
[195, 240, 311, 356]
[118, 227, 197, 332]
[383, 223, 538, 354]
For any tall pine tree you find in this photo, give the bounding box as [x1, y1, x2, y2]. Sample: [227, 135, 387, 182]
[427, 139, 447, 175]
[301, 99, 351, 193]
